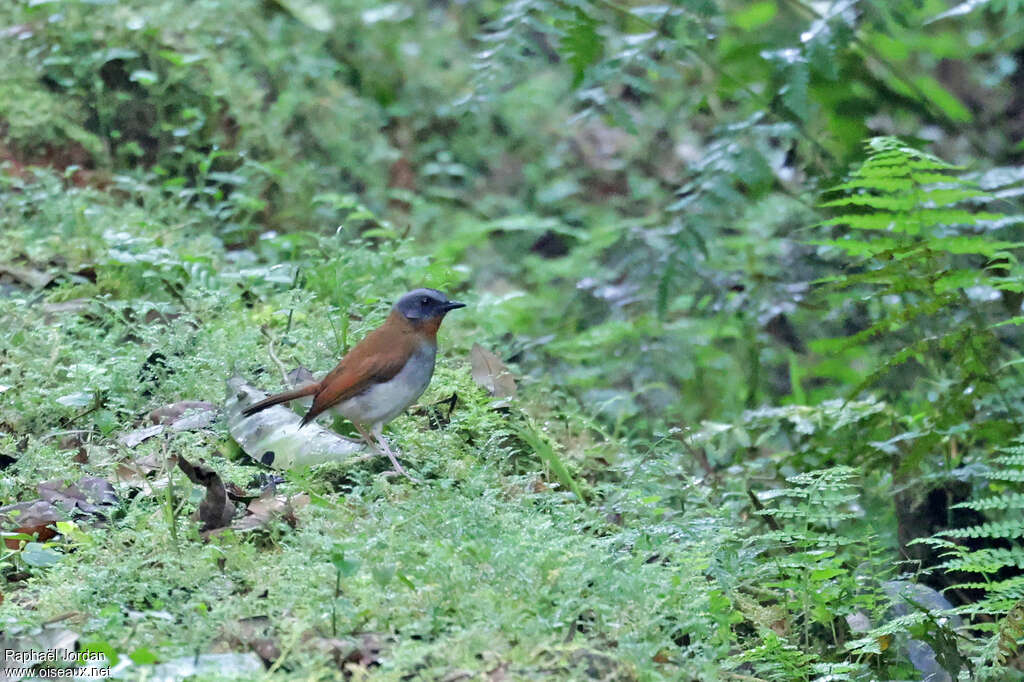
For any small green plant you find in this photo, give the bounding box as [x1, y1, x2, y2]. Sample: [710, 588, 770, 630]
[815, 137, 1022, 403]
[328, 547, 360, 638]
[912, 442, 1024, 674]
[727, 466, 881, 680]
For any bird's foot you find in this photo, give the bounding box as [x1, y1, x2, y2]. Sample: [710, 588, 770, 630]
[353, 423, 421, 483]
[377, 440, 421, 484]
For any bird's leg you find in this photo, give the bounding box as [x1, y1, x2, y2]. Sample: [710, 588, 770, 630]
[352, 421, 378, 451]
[352, 422, 420, 483]
[373, 425, 420, 483]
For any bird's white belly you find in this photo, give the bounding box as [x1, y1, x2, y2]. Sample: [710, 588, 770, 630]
[332, 344, 436, 427]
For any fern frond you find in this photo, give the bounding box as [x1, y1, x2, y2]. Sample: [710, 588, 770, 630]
[937, 547, 1024, 573]
[950, 575, 1024, 600]
[995, 452, 1024, 465]
[954, 492, 1024, 511]
[995, 601, 1024, 665]
[941, 521, 1024, 540]
[845, 610, 933, 654]
[924, 438, 1024, 673]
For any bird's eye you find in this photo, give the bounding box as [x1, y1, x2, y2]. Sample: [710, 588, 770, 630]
[420, 297, 430, 305]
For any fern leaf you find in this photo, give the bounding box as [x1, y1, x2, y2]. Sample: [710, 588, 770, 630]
[938, 547, 1024, 573]
[953, 492, 1024, 511]
[996, 602, 1024, 666]
[941, 521, 1024, 540]
[559, 7, 602, 86]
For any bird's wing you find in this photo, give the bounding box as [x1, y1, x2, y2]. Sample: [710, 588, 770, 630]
[300, 328, 411, 425]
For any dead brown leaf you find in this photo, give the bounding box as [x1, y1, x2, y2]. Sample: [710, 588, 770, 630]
[306, 632, 389, 671]
[57, 431, 90, 464]
[149, 401, 218, 426]
[470, 343, 517, 398]
[224, 481, 257, 503]
[287, 366, 316, 386]
[142, 308, 183, 325]
[0, 264, 53, 289]
[217, 616, 280, 666]
[38, 477, 116, 516]
[178, 456, 235, 532]
[41, 298, 92, 323]
[232, 492, 310, 532]
[118, 424, 165, 448]
[0, 500, 62, 548]
[116, 452, 177, 488]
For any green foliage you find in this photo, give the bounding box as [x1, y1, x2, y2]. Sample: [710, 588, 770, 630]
[810, 138, 1024, 491]
[818, 136, 1019, 352]
[2, 0, 1024, 678]
[925, 446, 1024, 596]
[883, 442, 1024, 676]
[725, 467, 881, 680]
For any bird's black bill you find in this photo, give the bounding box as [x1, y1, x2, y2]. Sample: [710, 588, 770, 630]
[443, 301, 466, 311]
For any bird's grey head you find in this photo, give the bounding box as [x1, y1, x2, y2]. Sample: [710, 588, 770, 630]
[394, 288, 465, 320]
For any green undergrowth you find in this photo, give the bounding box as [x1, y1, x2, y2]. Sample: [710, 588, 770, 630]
[0, 170, 735, 678]
[4, 0, 1024, 678]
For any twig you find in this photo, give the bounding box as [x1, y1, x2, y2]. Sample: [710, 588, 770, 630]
[263, 327, 290, 386]
[39, 429, 92, 443]
[747, 488, 782, 532]
[673, 427, 716, 480]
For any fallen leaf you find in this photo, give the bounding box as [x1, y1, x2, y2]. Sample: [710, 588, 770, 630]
[233, 492, 310, 532]
[117, 653, 264, 679]
[306, 632, 389, 671]
[224, 481, 257, 503]
[178, 457, 235, 532]
[226, 376, 364, 469]
[0, 24, 33, 40]
[1, 624, 78, 676]
[58, 432, 90, 464]
[218, 616, 280, 666]
[0, 264, 53, 289]
[41, 299, 92, 324]
[169, 409, 218, 432]
[470, 344, 517, 398]
[116, 452, 177, 488]
[118, 424, 164, 448]
[273, 0, 334, 32]
[0, 500, 62, 549]
[149, 401, 218, 426]
[286, 366, 316, 385]
[142, 308, 182, 325]
[56, 392, 93, 408]
[38, 477, 117, 516]
[488, 662, 509, 682]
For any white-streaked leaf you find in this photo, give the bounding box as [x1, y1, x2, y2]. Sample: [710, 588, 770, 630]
[56, 392, 93, 408]
[226, 376, 364, 469]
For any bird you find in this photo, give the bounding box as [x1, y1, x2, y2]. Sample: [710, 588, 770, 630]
[242, 288, 465, 480]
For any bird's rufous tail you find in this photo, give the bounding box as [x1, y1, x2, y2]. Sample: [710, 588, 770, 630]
[241, 383, 319, 418]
